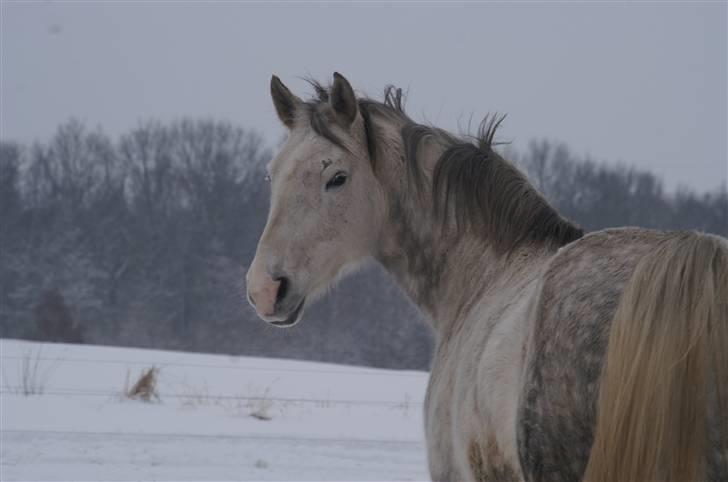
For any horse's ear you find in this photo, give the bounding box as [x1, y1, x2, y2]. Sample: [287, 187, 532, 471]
[270, 75, 302, 129]
[330, 72, 358, 127]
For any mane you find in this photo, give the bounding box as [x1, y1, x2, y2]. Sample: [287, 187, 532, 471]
[303, 79, 584, 254]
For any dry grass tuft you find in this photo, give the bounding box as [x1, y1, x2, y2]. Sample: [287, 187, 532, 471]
[124, 367, 160, 402]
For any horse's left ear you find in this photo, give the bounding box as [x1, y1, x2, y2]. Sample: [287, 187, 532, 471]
[271, 75, 302, 129]
[330, 72, 358, 127]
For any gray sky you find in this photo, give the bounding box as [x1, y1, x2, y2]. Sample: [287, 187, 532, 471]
[2, 1, 726, 192]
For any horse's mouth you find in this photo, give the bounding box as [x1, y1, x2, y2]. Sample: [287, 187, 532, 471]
[270, 298, 305, 328]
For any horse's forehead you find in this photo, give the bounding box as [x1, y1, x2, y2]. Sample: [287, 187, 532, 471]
[271, 131, 331, 175]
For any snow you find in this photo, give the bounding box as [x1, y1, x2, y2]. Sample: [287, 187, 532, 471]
[0, 339, 430, 481]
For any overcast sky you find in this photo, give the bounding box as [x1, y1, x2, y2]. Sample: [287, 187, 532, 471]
[2, 1, 726, 192]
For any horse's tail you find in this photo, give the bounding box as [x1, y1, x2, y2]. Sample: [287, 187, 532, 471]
[583, 232, 728, 482]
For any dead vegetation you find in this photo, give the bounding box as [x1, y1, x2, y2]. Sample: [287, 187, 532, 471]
[2, 345, 56, 396]
[124, 367, 160, 402]
[176, 381, 276, 420]
[246, 386, 274, 421]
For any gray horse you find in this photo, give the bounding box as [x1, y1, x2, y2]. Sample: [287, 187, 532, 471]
[247, 73, 727, 482]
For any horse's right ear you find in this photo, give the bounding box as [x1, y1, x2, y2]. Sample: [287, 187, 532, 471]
[270, 75, 302, 129]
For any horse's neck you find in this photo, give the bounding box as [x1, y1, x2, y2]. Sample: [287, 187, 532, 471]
[370, 120, 552, 335]
[377, 218, 550, 335]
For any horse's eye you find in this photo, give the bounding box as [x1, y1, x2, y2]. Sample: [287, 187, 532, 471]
[325, 172, 348, 191]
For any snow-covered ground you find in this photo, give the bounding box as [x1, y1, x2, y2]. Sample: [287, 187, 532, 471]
[0, 339, 430, 481]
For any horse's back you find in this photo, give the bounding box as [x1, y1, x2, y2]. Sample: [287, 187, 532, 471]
[516, 227, 727, 482]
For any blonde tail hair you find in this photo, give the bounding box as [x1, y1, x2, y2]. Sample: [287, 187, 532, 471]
[583, 233, 728, 482]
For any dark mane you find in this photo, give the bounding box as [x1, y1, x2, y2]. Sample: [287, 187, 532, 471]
[302, 80, 584, 254]
[431, 124, 584, 253]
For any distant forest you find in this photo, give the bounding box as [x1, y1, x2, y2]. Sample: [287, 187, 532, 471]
[1, 119, 726, 370]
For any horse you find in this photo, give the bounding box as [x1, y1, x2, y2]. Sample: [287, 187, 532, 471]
[246, 72, 728, 482]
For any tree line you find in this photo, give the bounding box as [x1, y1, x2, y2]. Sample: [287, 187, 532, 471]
[0, 120, 725, 370]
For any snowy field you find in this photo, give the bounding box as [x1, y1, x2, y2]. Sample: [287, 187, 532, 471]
[0, 339, 430, 481]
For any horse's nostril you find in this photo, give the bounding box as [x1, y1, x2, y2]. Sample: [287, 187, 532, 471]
[275, 277, 289, 305]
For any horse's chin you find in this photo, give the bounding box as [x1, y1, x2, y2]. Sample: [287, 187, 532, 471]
[270, 298, 305, 328]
